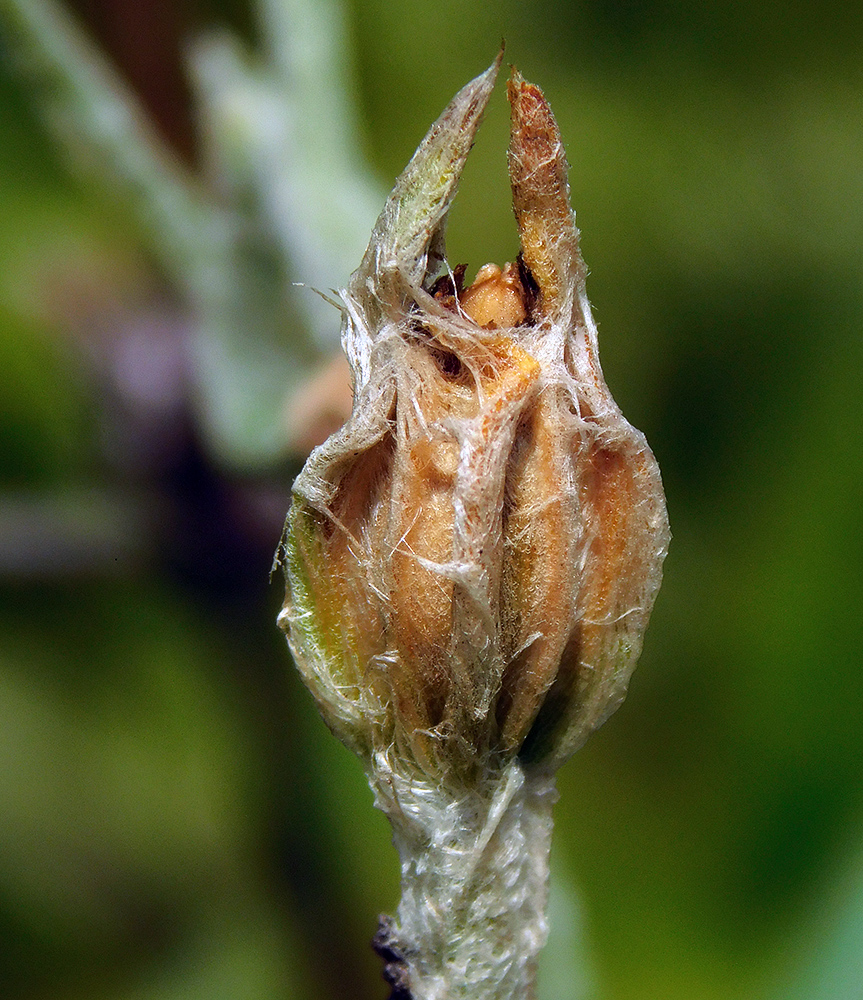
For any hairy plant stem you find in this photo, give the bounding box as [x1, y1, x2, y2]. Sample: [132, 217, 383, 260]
[371, 759, 557, 1000]
[278, 55, 669, 999]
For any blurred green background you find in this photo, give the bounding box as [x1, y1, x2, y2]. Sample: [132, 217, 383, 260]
[1, 1, 862, 998]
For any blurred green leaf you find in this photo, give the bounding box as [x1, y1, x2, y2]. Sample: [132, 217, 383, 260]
[767, 838, 863, 1000]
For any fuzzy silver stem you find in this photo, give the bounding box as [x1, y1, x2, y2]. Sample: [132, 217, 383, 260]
[371, 759, 557, 1000]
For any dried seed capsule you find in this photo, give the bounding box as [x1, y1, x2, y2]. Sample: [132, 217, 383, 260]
[277, 57, 669, 782]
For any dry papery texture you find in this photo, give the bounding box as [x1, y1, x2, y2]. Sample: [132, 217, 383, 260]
[278, 55, 668, 1000]
[279, 57, 667, 783]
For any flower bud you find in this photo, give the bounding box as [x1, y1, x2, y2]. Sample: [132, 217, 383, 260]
[277, 55, 669, 781]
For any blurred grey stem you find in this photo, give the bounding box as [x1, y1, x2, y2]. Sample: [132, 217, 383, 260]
[0, 0, 381, 467]
[0, 0, 217, 287]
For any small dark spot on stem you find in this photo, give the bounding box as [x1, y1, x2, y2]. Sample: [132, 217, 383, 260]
[372, 916, 414, 1000]
[516, 252, 540, 322]
[432, 347, 465, 380]
[430, 263, 468, 303]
